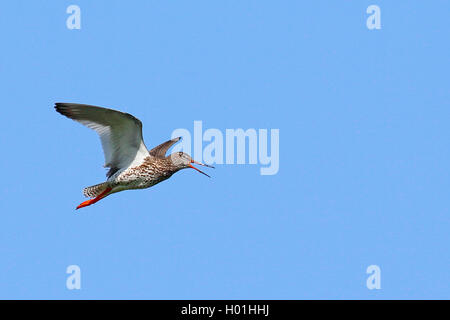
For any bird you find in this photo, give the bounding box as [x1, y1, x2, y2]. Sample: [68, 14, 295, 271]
[54, 103, 214, 210]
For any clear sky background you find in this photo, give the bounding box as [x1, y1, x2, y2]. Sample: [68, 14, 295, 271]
[0, 1, 449, 299]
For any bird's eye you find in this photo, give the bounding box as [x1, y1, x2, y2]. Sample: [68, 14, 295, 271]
[178, 152, 183, 157]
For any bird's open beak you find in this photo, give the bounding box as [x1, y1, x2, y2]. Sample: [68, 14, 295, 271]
[189, 160, 215, 178]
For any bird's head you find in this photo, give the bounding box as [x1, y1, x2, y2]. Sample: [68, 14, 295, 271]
[169, 152, 214, 178]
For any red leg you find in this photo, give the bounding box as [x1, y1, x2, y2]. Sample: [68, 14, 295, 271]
[76, 187, 112, 210]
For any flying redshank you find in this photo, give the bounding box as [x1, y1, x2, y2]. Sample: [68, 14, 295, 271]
[55, 103, 214, 210]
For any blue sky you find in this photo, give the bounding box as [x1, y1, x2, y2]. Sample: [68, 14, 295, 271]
[0, 1, 449, 299]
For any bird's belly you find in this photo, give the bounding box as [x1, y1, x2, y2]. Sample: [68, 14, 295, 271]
[114, 168, 172, 190]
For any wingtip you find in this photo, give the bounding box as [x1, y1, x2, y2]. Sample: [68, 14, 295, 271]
[54, 102, 66, 111]
[54, 103, 62, 113]
[54, 103, 68, 116]
[54, 103, 76, 118]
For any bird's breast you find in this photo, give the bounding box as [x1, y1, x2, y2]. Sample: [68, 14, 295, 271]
[114, 158, 174, 189]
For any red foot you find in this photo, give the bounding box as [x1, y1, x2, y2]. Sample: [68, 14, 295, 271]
[76, 187, 112, 210]
[76, 199, 96, 210]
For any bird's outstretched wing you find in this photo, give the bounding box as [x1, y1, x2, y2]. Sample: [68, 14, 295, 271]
[149, 137, 181, 158]
[55, 103, 150, 175]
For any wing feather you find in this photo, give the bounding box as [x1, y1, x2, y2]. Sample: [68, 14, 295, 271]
[55, 103, 150, 172]
[149, 137, 181, 158]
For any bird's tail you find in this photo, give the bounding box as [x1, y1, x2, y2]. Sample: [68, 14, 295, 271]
[83, 182, 110, 198]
